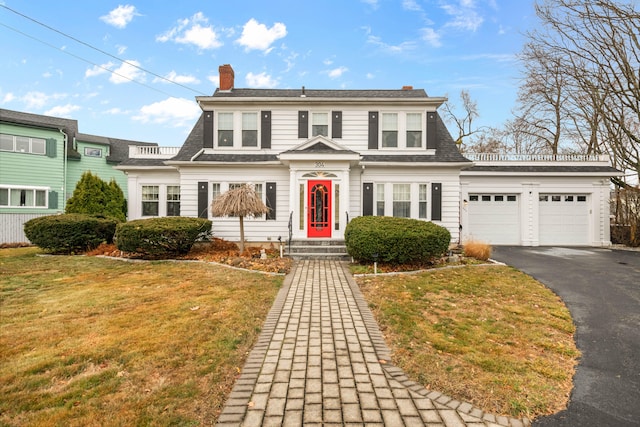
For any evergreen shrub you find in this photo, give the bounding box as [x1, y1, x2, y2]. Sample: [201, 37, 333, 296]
[24, 214, 118, 254]
[344, 216, 451, 264]
[66, 171, 126, 222]
[115, 217, 212, 258]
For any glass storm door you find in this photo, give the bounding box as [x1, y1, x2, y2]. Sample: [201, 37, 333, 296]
[307, 180, 332, 238]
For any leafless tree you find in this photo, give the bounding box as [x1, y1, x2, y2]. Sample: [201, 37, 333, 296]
[518, 0, 640, 184]
[441, 90, 485, 147]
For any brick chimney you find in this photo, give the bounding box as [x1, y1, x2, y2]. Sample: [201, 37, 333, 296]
[219, 64, 234, 91]
[402, 85, 413, 90]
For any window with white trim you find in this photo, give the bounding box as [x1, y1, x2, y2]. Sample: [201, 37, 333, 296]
[166, 186, 181, 216]
[419, 184, 428, 218]
[406, 113, 422, 148]
[312, 113, 328, 137]
[392, 183, 411, 217]
[0, 133, 47, 155]
[0, 186, 47, 208]
[84, 147, 102, 157]
[142, 185, 159, 216]
[376, 184, 385, 216]
[217, 112, 234, 147]
[242, 113, 258, 147]
[382, 113, 398, 148]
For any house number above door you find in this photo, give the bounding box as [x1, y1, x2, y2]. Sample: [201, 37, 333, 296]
[314, 162, 325, 168]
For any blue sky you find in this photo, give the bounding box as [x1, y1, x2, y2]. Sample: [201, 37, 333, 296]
[0, 0, 536, 146]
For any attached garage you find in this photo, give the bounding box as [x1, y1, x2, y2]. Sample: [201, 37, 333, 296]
[539, 194, 590, 245]
[467, 194, 520, 245]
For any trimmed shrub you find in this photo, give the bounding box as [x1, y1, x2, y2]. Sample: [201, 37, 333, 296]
[24, 214, 118, 254]
[115, 217, 212, 258]
[344, 216, 451, 264]
[66, 171, 127, 222]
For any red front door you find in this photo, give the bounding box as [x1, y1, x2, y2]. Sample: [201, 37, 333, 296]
[307, 180, 331, 238]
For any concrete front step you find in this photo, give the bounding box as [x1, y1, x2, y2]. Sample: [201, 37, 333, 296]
[287, 239, 350, 260]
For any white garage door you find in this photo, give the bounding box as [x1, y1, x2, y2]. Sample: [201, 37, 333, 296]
[467, 194, 520, 245]
[539, 194, 589, 245]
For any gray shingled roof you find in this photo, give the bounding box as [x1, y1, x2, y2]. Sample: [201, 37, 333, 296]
[1, 108, 81, 159]
[77, 133, 157, 163]
[210, 88, 429, 98]
[174, 110, 468, 165]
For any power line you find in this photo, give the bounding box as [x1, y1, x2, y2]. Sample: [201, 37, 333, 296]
[0, 4, 208, 96]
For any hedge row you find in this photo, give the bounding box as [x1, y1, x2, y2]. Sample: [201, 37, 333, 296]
[24, 214, 212, 257]
[344, 216, 451, 264]
[24, 214, 118, 254]
[115, 217, 212, 258]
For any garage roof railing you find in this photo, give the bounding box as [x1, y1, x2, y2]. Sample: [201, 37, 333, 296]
[465, 153, 610, 162]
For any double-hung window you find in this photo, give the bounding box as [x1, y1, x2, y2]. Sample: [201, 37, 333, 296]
[392, 184, 411, 217]
[382, 113, 398, 148]
[218, 112, 234, 147]
[376, 184, 385, 216]
[166, 186, 181, 216]
[242, 113, 258, 147]
[312, 113, 328, 137]
[406, 113, 422, 148]
[142, 185, 159, 216]
[419, 184, 428, 218]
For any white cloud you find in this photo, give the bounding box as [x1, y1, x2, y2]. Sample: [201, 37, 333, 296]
[366, 73, 375, 79]
[22, 91, 55, 109]
[133, 97, 201, 127]
[157, 12, 222, 50]
[207, 74, 219, 87]
[104, 107, 130, 115]
[367, 34, 417, 54]
[109, 60, 145, 84]
[361, 0, 379, 9]
[116, 45, 128, 55]
[100, 5, 139, 29]
[420, 27, 442, 47]
[328, 66, 348, 79]
[153, 71, 200, 85]
[85, 62, 114, 78]
[44, 104, 81, 117]
[441, 1, 484, 32]
[236, 19, 287, 52]
[1, 92, 16, 104]
[245, 72, 278, 88]
[402, 0, 423, 12]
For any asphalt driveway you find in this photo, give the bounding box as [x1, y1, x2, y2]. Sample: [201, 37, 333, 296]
[491, 247, 640, 427]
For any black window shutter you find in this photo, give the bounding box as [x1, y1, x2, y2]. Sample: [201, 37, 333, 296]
[298, 111, 308, 138]
[48, 190, 58, 209]
[368, 112, 378, 149]
[198, 182, 208, 218]
[261, 111, 272, 149]
[46, 138, 57, 158]
[363, 182, 374, 216]
[266, 182, 276, 220]
[203, 112, 214, 148]
[431, 182, 442, 221]
[427, 112, 437, 150]
[331, 111, 342, 139]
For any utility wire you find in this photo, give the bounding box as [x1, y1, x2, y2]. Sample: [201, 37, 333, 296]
[0, 4, 208, 96]
[0, 21, 179, 98]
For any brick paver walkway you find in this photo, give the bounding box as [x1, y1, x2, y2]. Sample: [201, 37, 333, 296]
[217, 260, 530, 427]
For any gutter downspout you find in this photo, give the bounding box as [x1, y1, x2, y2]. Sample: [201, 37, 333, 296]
[59, 128, 68, 213]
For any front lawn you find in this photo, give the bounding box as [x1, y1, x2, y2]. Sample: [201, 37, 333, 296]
[0, 247, 282, 426]
[357, 265, 580, 419]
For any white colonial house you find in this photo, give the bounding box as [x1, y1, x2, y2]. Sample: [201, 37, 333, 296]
[116, 65, 620, 248]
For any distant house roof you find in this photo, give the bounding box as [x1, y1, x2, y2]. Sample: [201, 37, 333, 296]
[76, 133, 157, 163]
[0, 108, 81, 159]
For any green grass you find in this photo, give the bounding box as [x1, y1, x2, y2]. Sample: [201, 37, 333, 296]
[0, 247, 282, 426]
[357, 265, 580, 419]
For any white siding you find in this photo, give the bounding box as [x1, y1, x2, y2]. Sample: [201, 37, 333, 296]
[0, 213, 51, 244]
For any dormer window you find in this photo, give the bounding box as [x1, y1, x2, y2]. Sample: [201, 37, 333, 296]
[382, 113, 398, 148]
[312, 113, 328, 137]
[242, 113, 258, 147]
[406, 113, 422, 148]
[218, 112, 234, 147]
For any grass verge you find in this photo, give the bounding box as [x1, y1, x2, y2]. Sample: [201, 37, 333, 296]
[0, 247, 282, 426]
[356, 264, 580, 419]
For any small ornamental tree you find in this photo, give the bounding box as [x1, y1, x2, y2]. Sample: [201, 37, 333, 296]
[66, 171, 126, 222]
